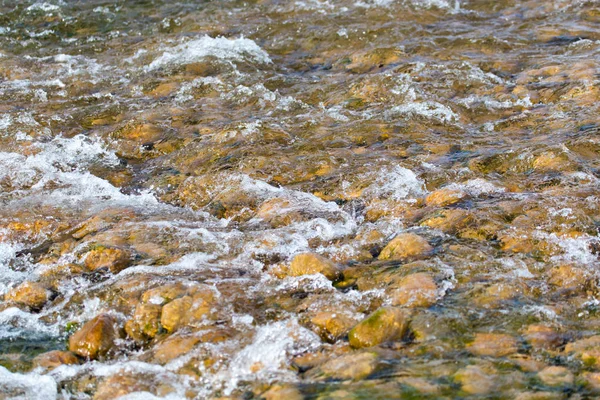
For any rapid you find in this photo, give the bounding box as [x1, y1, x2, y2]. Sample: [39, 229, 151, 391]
[0, 0, 600, 398]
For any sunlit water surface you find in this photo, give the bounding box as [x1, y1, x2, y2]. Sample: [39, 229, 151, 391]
[0, 0, 600, 398]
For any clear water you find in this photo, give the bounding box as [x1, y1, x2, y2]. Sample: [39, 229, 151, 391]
[0, 0, 600, 398]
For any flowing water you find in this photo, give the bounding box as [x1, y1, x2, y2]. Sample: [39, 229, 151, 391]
[0, 0, 600, 398]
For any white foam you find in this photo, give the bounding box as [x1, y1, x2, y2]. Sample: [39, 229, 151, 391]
[26, 2, 60, 13]
[146, 36, 271, 71]
[387, 101, 458, 123]
[116, 393, 184, 400]
[0, 307, 59, 341]
[116, 252, 218, 277]
[293, 0, 336, 12]
[361, 165, 427, 201]
[410, 0, 460, 10]
[445, 178, 505, 197]
[457, 94, 533, 110]
[275, 274, 336, 292]
[0, 366, 57, 400]
[217, 318, 320, 395]
[500, 258, 534, 279]
[0, 134, 159, 211]
[545, 233, 599, 266]
[0, 242, 28, 296]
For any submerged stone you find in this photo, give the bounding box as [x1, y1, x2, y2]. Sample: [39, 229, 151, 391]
[564, 336, 600, 367]
[32, 350, 79, 370]
[537, 366, 574, 387]
[389, 272, 438, 308]
[288, 253, 341, 280]
[454, 365, 497, 395]
[426, 188, 467, 207]
[319, 352, 379, 380]
[348, 307, 410, 349]
[378, 233, 433, 260]
[467, 333, 519, 357]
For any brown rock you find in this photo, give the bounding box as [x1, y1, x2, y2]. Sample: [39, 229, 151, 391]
[581, 372, 600, 391]
[288, 253, 340, 280]
[426, 188, 467, 207]
[532, 152, 572, 172]
[156, 285, 215, 333]
[69, 314, 117, 359]
[141, 283, 187, 305]
[564, 335, 600, 367]
[311, 311, 357, 341]
[117, 123, 163, 143]
[348, 307, 410, 348]
[260, 384, 303, 400]
[499, 232, 535, 253]
[467, 333, 518, 357]
[378, 233, 433, 260]
[71, 216, 112, 239]
[125, 303, 162, 342]
[523, 325, 562, 350]
[94, 373, 151, 400]
[150, 82, 178, 98]
[344, 47, 404, 73]
[454, 365, 496, 395]
[32, 350, 79, 370]
[84, 246, 131, 273]
[5, 281, 49, 310]
[160, 296, 192, 332]
[537, 366, 573, 387]
[514, 392, 564, 400]
[420, 209, 473, 234]
[153, 334, 201, 364]
[396, 377, 441, 395]
[547, 265, 589, 293]
[474, 283, 521, 308]
[319, 352, 378, 380]
[390, 273, 437, 308]
[256, 198, 304, 227]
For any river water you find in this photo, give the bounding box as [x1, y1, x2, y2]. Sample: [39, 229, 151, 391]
[0, 0, 600, 398]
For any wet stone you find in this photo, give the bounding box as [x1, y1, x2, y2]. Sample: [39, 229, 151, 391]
[32, 350, 79, 370]
[318, 352, 379, 380]
[141, 283, 188, 305]
[153, 334, 201, 364]
[377, 233, 433, 261]
[523, 325, 562, 350]
[160, 296, 193, 333]
[288, 253, 341, 281]
[84, 246, 132, 274]
[454, 365, 497, 395]
[420, 209, 474, 234]
[260, 384, 304, 400]
[389, 272, 438, 308]
[467, 333, 519, 357]
[4, 281, 49, 310]
[537, 366, 574, 387]
[69, 314, 118, 360]
[1, 0, 600, 398]
[125, 303, 162, 342]
[310, 311, 358, 342]
[564, 336, 600, 367]
[425, 188, 467, 207]
[348, 307, 410, 349]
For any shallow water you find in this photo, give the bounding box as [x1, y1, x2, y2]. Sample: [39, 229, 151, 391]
[1, 0, 600, 398]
